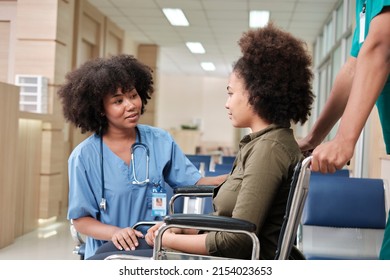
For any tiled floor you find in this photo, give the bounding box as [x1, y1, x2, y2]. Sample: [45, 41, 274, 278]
[0, 200, 206, 261]
[0, 217, 80, 260]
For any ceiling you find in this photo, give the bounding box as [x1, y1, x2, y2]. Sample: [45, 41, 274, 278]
[88, 0, 340, 77]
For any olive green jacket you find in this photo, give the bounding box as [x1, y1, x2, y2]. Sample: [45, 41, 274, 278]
[205, 124, 303, 259]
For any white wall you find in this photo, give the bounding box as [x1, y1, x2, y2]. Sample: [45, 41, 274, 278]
[156, 73, 236, 151]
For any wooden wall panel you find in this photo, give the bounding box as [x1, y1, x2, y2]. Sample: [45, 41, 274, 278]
[138, 44, 158, 126]
[137, 44, 158, 68]
[17, 119, 42, 235]
[54, 43, 72, 87]
[105, 18, 123, 57]
[0, 82, 19, 248]
[69, 0, 108, 150]
[57, 0, 75, 46]
[169, 129, 201, 155]
[0, 1, 17, 84]
[39, 174, 62, 219]
[74, 0, 105, 66]
[0, 22, 11, 82]
[82, 14, 100, 45]
[0, 1, 127, 236]
[41, 128, 63, 174]
[16, 0, 57, 40]
[13, 0, 74, 222]
[14, 41, 56, 78]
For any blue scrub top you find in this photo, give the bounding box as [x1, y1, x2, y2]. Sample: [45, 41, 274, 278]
[67, 124, 202, 258]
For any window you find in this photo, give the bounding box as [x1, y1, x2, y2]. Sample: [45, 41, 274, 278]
[336, 3, 344, 40]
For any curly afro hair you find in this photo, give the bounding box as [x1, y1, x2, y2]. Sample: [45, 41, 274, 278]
[57, 54, 153, 134]
[233, 22, 315, 126]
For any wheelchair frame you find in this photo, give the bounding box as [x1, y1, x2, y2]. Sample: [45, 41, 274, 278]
[103, 156, 312, 260]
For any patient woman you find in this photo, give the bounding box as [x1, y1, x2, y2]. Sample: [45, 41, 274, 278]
[90, 22, 314, 260]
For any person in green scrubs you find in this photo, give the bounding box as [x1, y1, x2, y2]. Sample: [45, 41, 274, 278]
[298, 1, 390, 259]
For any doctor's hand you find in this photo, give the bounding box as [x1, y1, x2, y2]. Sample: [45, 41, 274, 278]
[111, 227, 144, 251]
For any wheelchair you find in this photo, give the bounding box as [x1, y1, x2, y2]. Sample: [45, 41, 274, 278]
[102, 156, 312, 260]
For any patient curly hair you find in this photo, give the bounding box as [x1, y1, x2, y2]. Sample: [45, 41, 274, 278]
[233, 23, 314, 125]
[57, 54, 153, 134]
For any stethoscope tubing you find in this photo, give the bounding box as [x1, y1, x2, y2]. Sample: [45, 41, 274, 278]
[131, 143, 150, 185]
[99, 126, 150, 211]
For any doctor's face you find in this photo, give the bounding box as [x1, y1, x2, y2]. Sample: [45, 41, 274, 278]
[225, 71, 256, 128]
[103, 88, 142, 130]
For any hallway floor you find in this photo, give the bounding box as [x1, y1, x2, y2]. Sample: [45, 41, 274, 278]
[0, 217, 79, 260]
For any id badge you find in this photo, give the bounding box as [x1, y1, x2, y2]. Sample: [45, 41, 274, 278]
[152, 187, 167, 217]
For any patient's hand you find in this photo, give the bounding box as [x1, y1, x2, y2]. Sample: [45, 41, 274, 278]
[145, 222, 163, 246]
[145, 223, 186, 246]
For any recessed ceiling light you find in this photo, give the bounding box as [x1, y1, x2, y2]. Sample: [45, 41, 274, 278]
[186, 42, 206, 54]
[249, 10, 270, 28]
[201, 62, 216, 71]
[162, 8, 189, 26]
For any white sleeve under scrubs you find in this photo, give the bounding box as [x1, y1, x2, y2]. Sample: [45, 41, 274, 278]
[67, 124, 201, 259]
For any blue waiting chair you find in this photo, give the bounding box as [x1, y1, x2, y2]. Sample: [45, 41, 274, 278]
[185, 154, 212, 172]
[311, 168, 350, 177]
[221, 155, 236, 165]
[298, 175, 389, 259]
[213, 163, 233, 174]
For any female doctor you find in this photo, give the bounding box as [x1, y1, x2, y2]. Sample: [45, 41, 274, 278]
[57, 54, 226, 259]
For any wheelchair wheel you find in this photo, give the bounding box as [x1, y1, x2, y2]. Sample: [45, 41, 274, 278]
[288, 246, 306, 260]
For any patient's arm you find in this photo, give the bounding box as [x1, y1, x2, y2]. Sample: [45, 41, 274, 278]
[145, 222, 199, 246]
[164, 231, 209, 255]
[196, 174, 228, 185]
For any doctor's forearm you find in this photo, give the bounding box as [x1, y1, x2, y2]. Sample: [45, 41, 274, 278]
[73, 216, 120, 241]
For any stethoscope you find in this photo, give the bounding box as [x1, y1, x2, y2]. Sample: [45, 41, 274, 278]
[99, 126, 150, 211]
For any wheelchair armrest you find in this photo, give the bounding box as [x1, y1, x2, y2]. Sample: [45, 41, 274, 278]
[164, 214, 256, 232]
[70, 220, 85, 245]
[169, 185, 215, 214]
[70, 219, 86, 259]
[153, 214, 260, 259]
[173, 185, 215, 194]
[132, 221, 158, 230]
